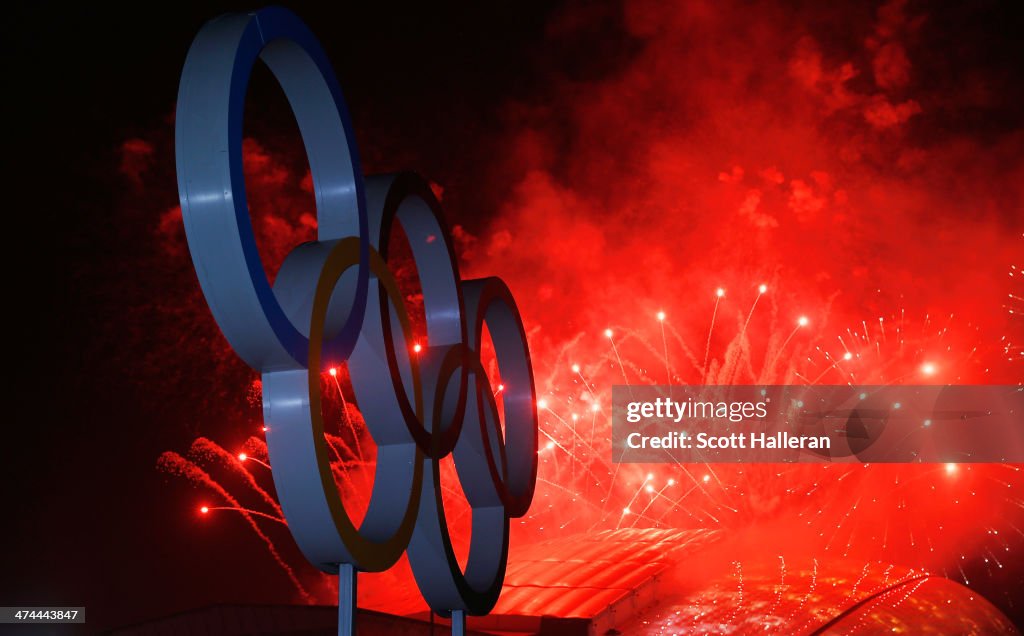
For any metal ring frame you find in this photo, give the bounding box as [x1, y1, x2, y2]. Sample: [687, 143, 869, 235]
[175, 7, 537, 618]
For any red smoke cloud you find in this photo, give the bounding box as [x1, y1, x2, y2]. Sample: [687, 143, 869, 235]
[456, 0, 1020, 385]
[446, 0, 1024, 617]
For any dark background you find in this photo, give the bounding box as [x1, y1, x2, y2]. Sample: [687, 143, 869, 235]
[3, 2, 576, 632]
[4, 1, 1024, 633]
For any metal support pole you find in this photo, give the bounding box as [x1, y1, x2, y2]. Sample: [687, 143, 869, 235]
[339, 564, 357, 636]
[451, 609, 466, 636]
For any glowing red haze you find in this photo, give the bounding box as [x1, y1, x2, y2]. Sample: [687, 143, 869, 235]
[122, 0, 1023, 622]
[452, 0, 1021, 383]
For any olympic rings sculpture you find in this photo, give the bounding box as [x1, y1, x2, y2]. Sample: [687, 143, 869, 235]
[175, 7, 537, 619]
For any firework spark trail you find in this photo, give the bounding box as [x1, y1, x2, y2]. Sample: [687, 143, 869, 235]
[622, 327, 691, 386]
[765, 555, 787, 622]
[572, 364, 597, 399]
[1006, 261, 1024, 365]
[571, 413, 577, 488]
[323, 432, 376, 494]
[613, 473, 652, 529]
[823, 495, 862, 553]
[240, 454, 272, 469]
[605, 329, 632, 393]
[203, 506, 287, 525]
[628, 479, 675, 529]
[652, 484, 704, 524]
[539, 427, 607, 486]
[619, 355, 662, 386]
[615, 507, 660, 529]
[323, 433, 361, 466]
[656, 312, 672, 389]
[324, 456, 373, 498]
[702, 289, 725, 383]
[762, 317, 807, 382]
[713, 314, 755, 385]
[328, 369, 365, 463]
[156, 451, 312, 602]
[785, 557, 818, 623]
[837, 335, 851, 357]
[727, 560, 744, 626]
[664, 319, 703, 375]
[250, 373, 373, 493]
[540, 332, 587, 391]
[326, 371, 378, 494]
[189, 437, 283, 517]
[808, 355, 842, 385]
[536, 477, 602, 510]
[541, 404, 613, 472]
[739, 285, 767, 341]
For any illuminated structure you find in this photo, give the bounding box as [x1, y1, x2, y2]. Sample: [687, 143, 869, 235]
[175, 8, 537, 635]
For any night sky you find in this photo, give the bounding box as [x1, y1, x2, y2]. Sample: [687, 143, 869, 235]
[4, 1, 1024, 633]
[5, 2, 564, 631]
